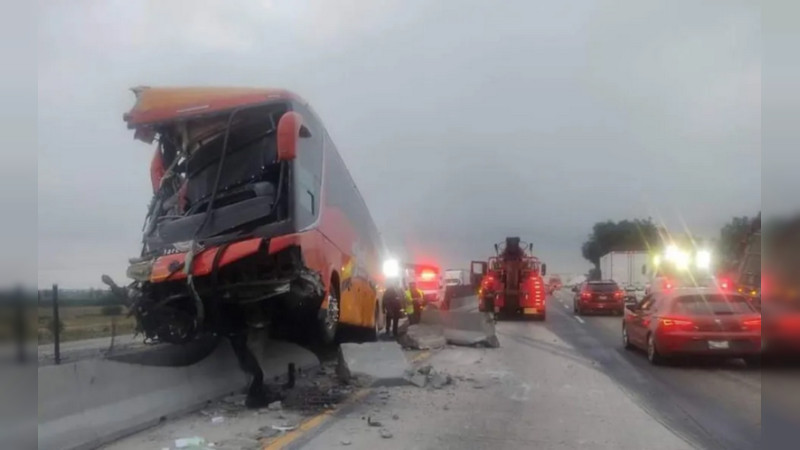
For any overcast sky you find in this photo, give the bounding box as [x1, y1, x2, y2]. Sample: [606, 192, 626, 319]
[37, 0, 761, 288]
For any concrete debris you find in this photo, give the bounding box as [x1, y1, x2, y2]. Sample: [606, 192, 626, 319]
[429, 371, 452, 390]
[337, 342, 411, 387]
[398, 324, 447, 350]
[379, 429, 394, 439]
[421, 309, 500, 348]
[405, 371, 428, 388]
[271, 424, 297, 432]
[367, 416, 383, 427]
[341, 439, 352, 446]
[258, 426, 281, 438]
[267, 400, 282, 411]
[404, 365, 455, 389]
[211, 416, 225, 424]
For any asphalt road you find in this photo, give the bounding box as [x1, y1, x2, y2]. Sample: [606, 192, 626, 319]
[97, 291, 799, 450]
[545, 291, 763, 450]
[295, 290, 788, 450]
[296, 293, 700, 450]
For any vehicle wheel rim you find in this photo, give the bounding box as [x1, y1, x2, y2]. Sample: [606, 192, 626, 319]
[324, 290, 340, 333]
[622, 326, 628, 345]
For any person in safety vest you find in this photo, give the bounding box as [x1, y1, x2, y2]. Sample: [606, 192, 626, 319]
[405, 281, 425, 325]
[382, 281, 404, 338]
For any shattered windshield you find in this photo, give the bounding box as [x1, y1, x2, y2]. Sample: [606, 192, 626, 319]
[142, 103, 290, 251]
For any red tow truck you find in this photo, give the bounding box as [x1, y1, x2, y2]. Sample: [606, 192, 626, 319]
[471, 237, 548, 320]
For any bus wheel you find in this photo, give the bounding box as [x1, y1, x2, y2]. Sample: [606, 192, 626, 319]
[319, 282, 340, 345]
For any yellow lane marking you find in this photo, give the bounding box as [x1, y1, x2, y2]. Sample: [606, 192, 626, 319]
[262, 349, 434, 449]
[263, 389, 370, 449]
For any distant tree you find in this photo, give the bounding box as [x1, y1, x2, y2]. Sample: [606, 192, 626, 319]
[581, 218, 660, 271]
[717, 215, 757, 272]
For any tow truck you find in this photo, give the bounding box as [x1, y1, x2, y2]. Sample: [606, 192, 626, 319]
[471, 237, 548, 320]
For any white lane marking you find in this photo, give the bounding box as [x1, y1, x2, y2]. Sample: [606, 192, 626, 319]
[563, 304, 570, 310]
[575, 316, 585, 325]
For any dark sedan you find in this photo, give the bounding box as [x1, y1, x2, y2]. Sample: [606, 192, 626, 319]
[573, 280, 625, 315]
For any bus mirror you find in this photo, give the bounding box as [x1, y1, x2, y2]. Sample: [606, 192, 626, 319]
[277, 111, 304, 161]
[541, 264, 547, 276]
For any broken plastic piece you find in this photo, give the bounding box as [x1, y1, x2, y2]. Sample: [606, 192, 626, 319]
[175, 436, 206, 448]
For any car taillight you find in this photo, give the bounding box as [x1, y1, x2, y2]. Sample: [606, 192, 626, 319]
[421, 270, 436, 281]
[613, 291, 624, 299]
[741, 318, 761, 331]
[580, 291, 592, 300]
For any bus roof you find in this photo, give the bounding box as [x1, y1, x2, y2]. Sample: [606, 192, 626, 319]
[123, 86, 303, 130]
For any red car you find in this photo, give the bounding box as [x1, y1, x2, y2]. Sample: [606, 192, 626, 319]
[622, 288, 762, 366]
[573, 281, 625, 315]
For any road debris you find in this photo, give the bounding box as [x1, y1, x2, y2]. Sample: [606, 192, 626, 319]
[267, 400, 282, 411]
[367, 416, 383, 427]
[341, 439, 352, 446]
[429, 371, 452, 389]
[337, 342, 411, 386]
[392, 414, 400, 420]
[175, 436, 207, 448]
[379, 429, 394, 439]
[271, 424, 297, 432]
[404, 365, 454, 389]
[398, 324, 447, 350]
[211, 416, 225, 424]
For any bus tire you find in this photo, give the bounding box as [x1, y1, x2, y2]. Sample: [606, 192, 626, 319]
[318, 276, 340, 345]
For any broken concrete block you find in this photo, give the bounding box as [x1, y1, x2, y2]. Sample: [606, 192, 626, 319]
[379, 429, 394, 439]
[337, 342, 411, 387]
[429, 371, 451, 389]
[405, 371, 428, 388]
[397, 324, 447, 350]
[420, 308, 499, 347]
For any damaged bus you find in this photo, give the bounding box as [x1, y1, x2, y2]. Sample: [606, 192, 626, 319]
[104, 87, 384, 406]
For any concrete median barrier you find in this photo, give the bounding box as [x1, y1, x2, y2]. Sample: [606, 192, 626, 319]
[38, 338, 318, 450]
[336, 342, 411, 386]
[421, 305, 499, 348]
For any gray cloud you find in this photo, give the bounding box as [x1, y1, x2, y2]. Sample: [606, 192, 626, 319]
[38, 0, 760, 287]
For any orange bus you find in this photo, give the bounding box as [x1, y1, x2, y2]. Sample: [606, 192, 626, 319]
[115, 87, 385, 348]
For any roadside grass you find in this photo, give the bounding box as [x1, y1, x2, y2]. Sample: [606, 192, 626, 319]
[37, 306, 137, 344]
